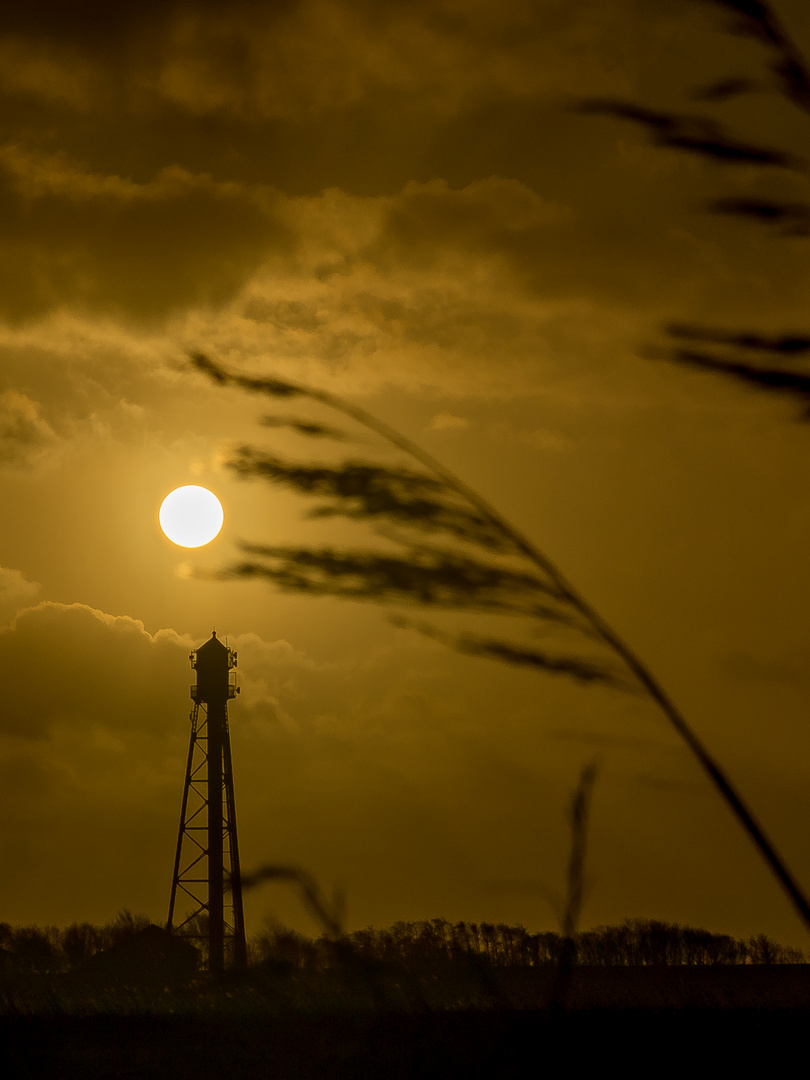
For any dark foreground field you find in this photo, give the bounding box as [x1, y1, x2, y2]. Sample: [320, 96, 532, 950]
[3, 966, 809, 1078]
[0, 1006, 807, 1080]
[3, 1006, 809, 1078]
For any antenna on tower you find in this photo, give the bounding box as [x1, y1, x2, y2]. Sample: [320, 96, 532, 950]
[167, 632, 246, 975]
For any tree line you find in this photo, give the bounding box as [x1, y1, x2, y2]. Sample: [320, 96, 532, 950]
[0, 910, 153, 976]
[0, 911, 802, 982]
[250, 916, 805, 971]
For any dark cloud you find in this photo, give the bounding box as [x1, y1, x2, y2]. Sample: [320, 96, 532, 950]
[0, 602, 191, 738]
[0, 0, 639, 120]
[0, 150, 291, 322]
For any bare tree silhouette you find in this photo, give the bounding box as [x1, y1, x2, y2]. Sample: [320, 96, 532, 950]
[191, 351, 810, 935]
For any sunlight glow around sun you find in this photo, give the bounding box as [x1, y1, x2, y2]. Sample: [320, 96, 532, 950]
[159, 485, 224, 548]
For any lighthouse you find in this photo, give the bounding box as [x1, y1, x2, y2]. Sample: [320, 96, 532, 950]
[167, 631, 247, 975]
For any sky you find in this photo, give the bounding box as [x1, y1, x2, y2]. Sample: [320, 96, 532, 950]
[2, 0, 810, 949]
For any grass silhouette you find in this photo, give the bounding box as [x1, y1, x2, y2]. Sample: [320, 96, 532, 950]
[579, 0, 810, 415]
[191, 351, 810, 936]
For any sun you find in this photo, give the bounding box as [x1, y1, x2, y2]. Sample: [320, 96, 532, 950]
[159, 485, 224, 548]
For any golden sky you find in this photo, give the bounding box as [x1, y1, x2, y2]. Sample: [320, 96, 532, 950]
[2, 0, 810, 948]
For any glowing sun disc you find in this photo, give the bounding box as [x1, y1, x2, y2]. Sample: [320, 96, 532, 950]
[159, 486, 224, 548]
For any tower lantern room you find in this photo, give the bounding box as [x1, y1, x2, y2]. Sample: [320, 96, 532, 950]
[192, 631, 238, 705]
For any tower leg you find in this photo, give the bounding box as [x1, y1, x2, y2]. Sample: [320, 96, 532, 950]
[223, 723, 247, 969]
[208, 701, 225, 978]
[168, 706, 199, 932]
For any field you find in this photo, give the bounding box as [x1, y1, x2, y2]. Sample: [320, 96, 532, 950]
[3, 964, 809, 1077]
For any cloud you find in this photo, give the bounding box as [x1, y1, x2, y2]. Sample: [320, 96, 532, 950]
[0, 599, 454, 750]
[0, 602, 194, 738]
[0, 147, 778, 428]
[507, 424, 573, 453]
[0, 0, 646, 122]
[380, 177, 568, 257]
[0, 390, 58, 468]
[151, 0, 554, 120]
[0, 567, 40, 625]
[176, 178, 620, 399]
[0, 35, 99, 108]
[0, 149, 291, 323]
[428, 412, 470, 431]
[0, 594, 528, 926]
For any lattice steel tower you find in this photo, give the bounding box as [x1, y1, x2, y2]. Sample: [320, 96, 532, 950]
[167, 631, 247, 975]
